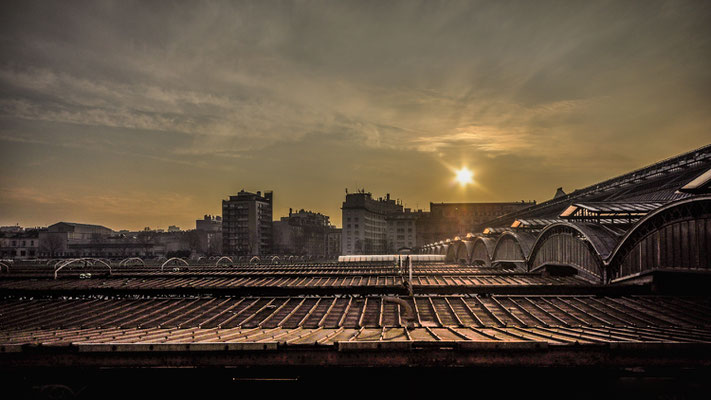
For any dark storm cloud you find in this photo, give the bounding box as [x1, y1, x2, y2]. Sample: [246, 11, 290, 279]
[1, 0, 710, 229]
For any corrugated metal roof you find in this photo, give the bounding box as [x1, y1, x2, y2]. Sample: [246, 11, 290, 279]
[679, 167, 711, 194]
[512, 218, 566, 228]
[2, 324, 709, 349]
[1, 295, 708, 332]
[466, 145, 711, 233]
[0, 274, 586, 291]
[1, 263, 535, 279]
[561, 202, 664, 216]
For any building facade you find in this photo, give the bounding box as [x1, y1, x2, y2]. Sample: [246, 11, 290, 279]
[386, 209, 421, 252]
[415, 202, 535, 246]
[195, 215, 222, 256]
[272, 209, 333, 258]
[222, 190, 273, 256]
[196, 215, 222, 232]
[0, 229, 39, 259]
[327, 227, 342, 258]
[341, 191, 404, 255]
[38, 222, 114, 257]
[30, 222, 216, 259]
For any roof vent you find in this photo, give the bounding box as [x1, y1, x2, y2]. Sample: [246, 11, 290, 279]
[554, 187, 567, 199]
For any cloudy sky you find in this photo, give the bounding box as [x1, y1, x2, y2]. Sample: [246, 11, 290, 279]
[1, 0, 709, 230]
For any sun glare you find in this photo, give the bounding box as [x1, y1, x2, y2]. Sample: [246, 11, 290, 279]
[455, 167, 474, 186]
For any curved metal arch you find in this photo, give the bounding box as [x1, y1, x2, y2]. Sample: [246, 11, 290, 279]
[469, 236, 496, 267]
[607, 196, 711, 279]
[527, 222, 617, 283]
[456, 241, 474, 264]
[0, 261, 9, 273]
[54, 258, 112, 279]
[271, 255, 280, 263]
[196, 256, 206, 263]
[249, 256, 261, 264]
[118, 257, 145, 267]
[215, 256, 233, 266]
[445, 242, 460, 262]
[491, 230, 537, 270]
[160, 257, 189, 271]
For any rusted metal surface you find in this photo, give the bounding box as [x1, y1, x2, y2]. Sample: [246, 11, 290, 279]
[0, 273, 588, 293]
[610, 198, 711, 280]
[1, 324, 710, 348]
[1, 295, 709, 332]
[1, 263, 523, 278]
[491, 231, 537, 267]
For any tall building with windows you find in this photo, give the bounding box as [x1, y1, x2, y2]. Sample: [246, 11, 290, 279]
[195, 215, 222, 256]
[386, 209, 422, 252]
[222, 190, 273, 256]
[341, 191, 403, 255]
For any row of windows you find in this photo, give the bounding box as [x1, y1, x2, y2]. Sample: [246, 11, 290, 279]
[3, 240, 36, 247]
[0, 249, 36, 257]
[37, 252, 146, 257]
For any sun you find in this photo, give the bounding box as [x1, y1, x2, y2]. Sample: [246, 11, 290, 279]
[455, 167, 474, 186]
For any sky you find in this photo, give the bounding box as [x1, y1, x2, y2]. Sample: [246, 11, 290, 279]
[1, 0, 710, 230]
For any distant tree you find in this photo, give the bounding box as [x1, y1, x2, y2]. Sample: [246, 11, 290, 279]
[180, 230, 201, 255]
[41, 234, 64, 257]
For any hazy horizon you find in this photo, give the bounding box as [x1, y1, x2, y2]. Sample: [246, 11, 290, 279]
[2, 1, 710, 230]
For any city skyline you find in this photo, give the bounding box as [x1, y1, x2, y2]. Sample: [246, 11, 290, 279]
[2, 1, 710, 230]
